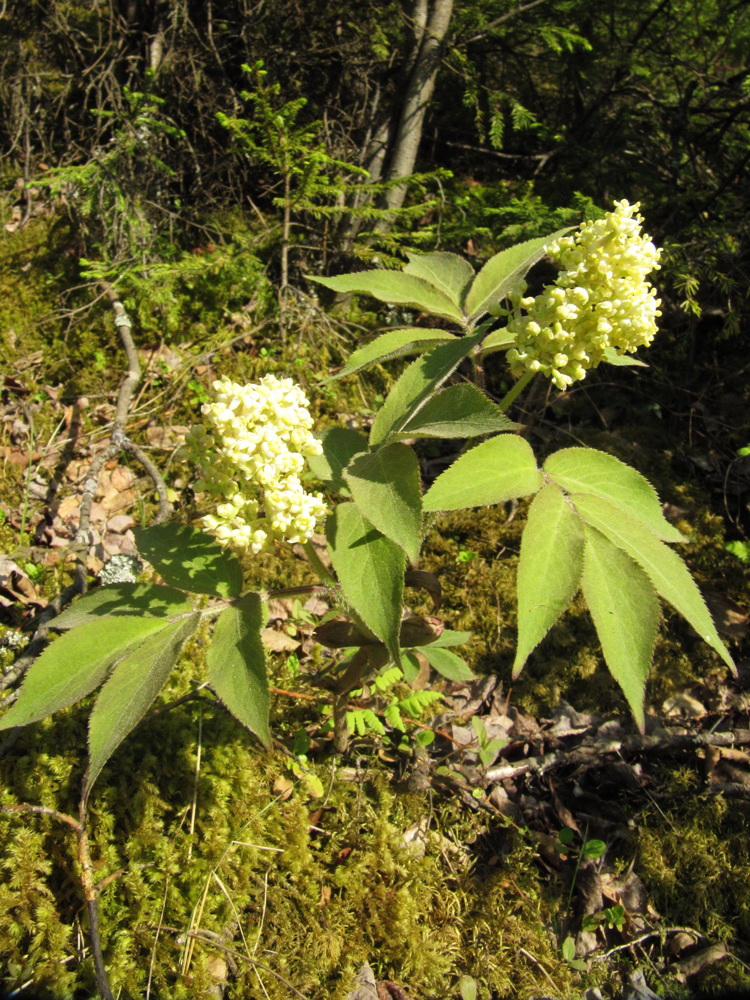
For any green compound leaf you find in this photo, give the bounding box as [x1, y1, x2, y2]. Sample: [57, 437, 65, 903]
[326, 502, 406, 666]
[399, 383, 519, 439]
[545, 446, 684, 543]
[311, 270, 464, 324]
[345, 443, 422, 564]
[418, 645, 475, 682]
[369, 331, 485, 447]
[464, 229, 571, 320]
[602, 346, 648, 367]
[328, 328, 457, 382]
[135, 523, 243, 598]
[53, 584, 195, 629]
[86, 613, 201, 795]
[307, 426, 369, 494]
[513, 484, 584, 678]
[423, 434, 542, 511]
[581, 526, 658, 732]
[207, 593, 271, 747]
[572, 493, 734, 672]
[479, 328, 517, 356]
[403, 251, 475, 309]
[0, 617, 168, 730]
[427, 629, 472, 648]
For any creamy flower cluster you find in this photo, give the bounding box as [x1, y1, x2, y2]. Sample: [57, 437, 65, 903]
[184, 374, 327, 552]
[506, 200, 662, 389]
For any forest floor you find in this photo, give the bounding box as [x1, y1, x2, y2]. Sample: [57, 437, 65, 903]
[1, 216, 750, 1000]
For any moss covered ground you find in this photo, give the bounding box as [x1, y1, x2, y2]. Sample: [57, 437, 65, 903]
[1, 217, 749, 1000]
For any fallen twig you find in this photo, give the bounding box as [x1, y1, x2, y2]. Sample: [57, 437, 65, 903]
[485, 727, 750, 783]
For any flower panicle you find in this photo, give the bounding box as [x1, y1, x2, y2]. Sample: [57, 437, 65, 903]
[183, 374, 326, 552]
[506, 199, 663, 390]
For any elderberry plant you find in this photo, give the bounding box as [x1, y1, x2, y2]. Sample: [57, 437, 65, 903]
[0, 201, 735, 788]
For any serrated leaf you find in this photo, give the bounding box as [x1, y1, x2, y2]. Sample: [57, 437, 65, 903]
[326, 503, 405, 665]
[307, 426, 368, 493]
[345, 443, 422, 563]
[135, 523, 243, 597]
[581, 526, 658, 732]
[602, 346, 648, 367]
[207, 593, 270, 746]
[369, 331, 485, 446]
[311, 270, 464, 323]
[398, 383, 519, 439]
[572, 493, 734, 671]
[403, 251, 475, 308]
[0, 617, 168, 730]
[479, 328, 517, 355]
[418, 645, 474, 681]
[464, 229, 571, 320]
[423, 434, 542, 511]
[328, 328, 457, 381]
[545, 447, 684, 542]
[427, 629, 472, 648]
[513, 484, 584, 678]
[53, 584, 194, 629]
[86, 613, 200, 794]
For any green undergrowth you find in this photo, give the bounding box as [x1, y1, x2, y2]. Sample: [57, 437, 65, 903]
[1, 679, 584, 999]
[637, 770, 750, 996]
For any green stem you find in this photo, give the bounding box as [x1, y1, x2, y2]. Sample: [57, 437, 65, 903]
[303, 539, 336, 585]
[497, 370, 535, 413]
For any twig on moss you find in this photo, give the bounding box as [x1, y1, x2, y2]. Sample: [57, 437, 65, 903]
[484, 727, 750, 784]
[157, 926, 311, 999]
[1, 801, 115, 1000]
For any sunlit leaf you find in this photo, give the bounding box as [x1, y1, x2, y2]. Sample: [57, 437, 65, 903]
[53, 584, 194, 629]
[423, 434, 542, 511]
[573, 493, 734, 671]
[86, 613, 201, 794]
[0, 618, 167, 730]
[327, 328, 457, 381]
[369, 331, 485, 446]
[207, 593, 270, 746]
[513, 484, 584, 678]
[403, 251, 474, 309]
[602, 346, 648, 367]
[581, 525, 658, 732]
[326, 503, 405, 665]
[307, 426, 368, 493]
[311, 270, 464, 323]
[418, 645, 474, 681]
[398, 384, 518, 439]
[135, 523, 243, 597]
[545, 446, 684, 542]
[464, 229, 571, 320]
[479, 328, 516, 355]
[345, 443, 422, 563]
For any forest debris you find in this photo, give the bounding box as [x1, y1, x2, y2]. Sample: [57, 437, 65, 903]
[347, 962, 378, 1000]
[662, 692, 706, 718]
[0, 557, 40, 607]
[623, 969, 661, 1000]
[703, 590, 749, 642]
[261, 627, 300, 653]
[670, 942, 728, 979]
[146, 424, 188, 449]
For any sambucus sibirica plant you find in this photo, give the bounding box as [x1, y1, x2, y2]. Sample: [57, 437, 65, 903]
[0, 201, 735, 788]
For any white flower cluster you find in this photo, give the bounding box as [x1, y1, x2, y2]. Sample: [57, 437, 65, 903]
[184, 374, 327, 553]
[506, 200, 662, 389]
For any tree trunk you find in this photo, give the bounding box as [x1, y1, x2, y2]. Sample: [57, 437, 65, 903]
[342, 0, 452, 245]
[379, 0, 453, 218]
